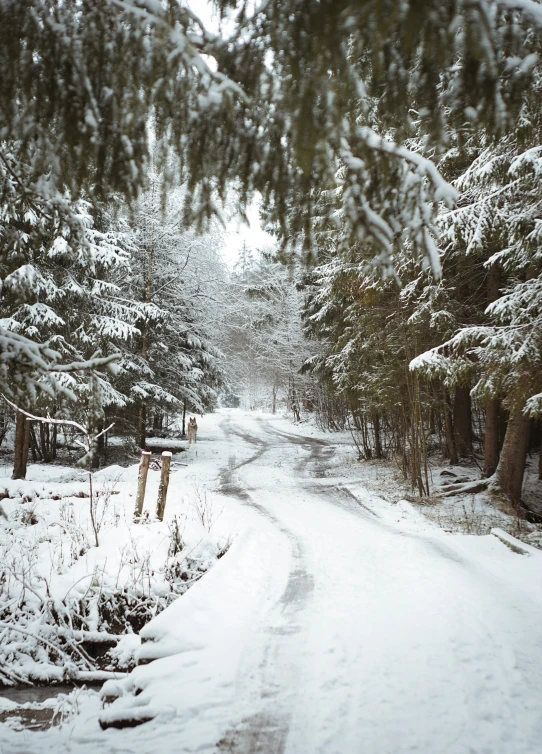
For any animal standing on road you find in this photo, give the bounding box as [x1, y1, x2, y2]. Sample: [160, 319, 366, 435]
[187, 417, 198, 445]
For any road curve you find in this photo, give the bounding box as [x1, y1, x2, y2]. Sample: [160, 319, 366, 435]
[214, 413, 542, 754]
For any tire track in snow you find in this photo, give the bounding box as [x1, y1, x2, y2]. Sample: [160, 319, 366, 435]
[216, 417, 497, 753]
[254, 419, 482, 568]
[216, 417, 382, 753]
[216, 416, 315, 754]
[255, 418, 381, 520]
[253, 418, 333, 478]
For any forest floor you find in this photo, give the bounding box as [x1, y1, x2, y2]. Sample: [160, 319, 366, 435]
[1, 409, 542, 753]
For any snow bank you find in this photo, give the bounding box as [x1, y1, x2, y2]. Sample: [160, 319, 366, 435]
[100, 521, 285, 731]
[0, 442, 228, 685]
[145, 437, 187, 451]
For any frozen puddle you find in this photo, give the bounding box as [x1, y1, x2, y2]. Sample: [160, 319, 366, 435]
[0, 685, 94, 731]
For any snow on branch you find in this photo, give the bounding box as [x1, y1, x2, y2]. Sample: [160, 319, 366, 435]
[355, 127, 458, 206]
[339, 128, 457, 277]
[496, 0, 542, 26]
[108, 0, 247, 102]
[0, 325, 121, 402]
[409, 349, 450, 379]
[524, 392, 542, 417]
[0, 326, 55, 372]
[1, 394, 114, 441]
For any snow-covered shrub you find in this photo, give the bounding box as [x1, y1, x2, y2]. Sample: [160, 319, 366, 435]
[0, 462, 229, 685]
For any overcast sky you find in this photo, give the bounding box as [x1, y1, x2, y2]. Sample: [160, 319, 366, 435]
[222, 201, 276, 267]
[187, 1, 275, 267]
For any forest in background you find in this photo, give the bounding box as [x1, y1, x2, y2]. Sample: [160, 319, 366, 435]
[1, 0, 542, 705]
[0, 0, 541, 514]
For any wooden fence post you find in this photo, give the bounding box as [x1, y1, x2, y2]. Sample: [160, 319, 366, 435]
[134, 450, 151, 520]
[156, 451, 172, 521]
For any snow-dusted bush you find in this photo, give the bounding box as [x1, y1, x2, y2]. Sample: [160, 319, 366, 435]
[0, 464, 228, 686]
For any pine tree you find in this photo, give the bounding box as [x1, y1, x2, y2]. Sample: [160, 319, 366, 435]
[0, 147, 122, 402]
[112, 179, 225, 445]
[223, 250, 310, 411]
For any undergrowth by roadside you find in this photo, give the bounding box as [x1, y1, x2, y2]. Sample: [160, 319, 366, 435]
[334, 449, 542, 550]
[0, 469, 231, 687]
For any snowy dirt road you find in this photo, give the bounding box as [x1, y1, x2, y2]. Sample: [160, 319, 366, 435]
[3, 410, 542, 754]
[213, 414, 542, 754]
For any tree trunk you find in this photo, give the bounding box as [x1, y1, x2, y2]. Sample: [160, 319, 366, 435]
[373, 414, 383, 459]
[494, 410, 530, 503]
[0, 411, 8, 448]
[40, 421, 53, 462]
[136, 228, 153, 448]
[13, 413, 24, 474]
[486, 261, 501, 306]
[498, 407, 509, 449]
[11, 412, 26, 479]
[29, 425, 41, 462]
[93, 423, 105, 469]
[138, 403, 147, 449]
[22, 419, 30, 476]
[134, 450, 151, 519]
[359, 415, 372, 460]
[156, 451, 172, 521]
[483, 398, 500, 477]
[453, 386, 472, 457]
[429, 407, 436, 435]
[482, 261, 501, 476]
[443, 388, 458, 464]
[181, 400, 187, 438]
[12, 413, 30, 480]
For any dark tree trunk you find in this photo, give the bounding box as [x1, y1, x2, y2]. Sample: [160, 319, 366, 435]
[443, 388, 458, 464]
[486, 261, 501, 305]
[29, 425, 41, 462]
[494, 410, 530, 503]
[181, 400, 187, 438]
[482, 261, 502, 475]
[12, 413, 31, 480]
[373, 414, 383, 459]
[138, 404, 147, 449]
[361, 416, 372, 460]
[483, 398, 500, 477]
[498, 406, 509, 449]
[0, 411, 8, 448]
[429, 407, 436, 435]
[12, 413, 25, 479]
[92, 423, 105, 469]
[39, 421, 53, 462]
[529, 418, 541, 451]
[453, 386, 472, 457]
[22, 419, 30, 477]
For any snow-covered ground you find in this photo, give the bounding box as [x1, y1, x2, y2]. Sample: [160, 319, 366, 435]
[0, 432, 229, 687]
[1, 408, 542, 753]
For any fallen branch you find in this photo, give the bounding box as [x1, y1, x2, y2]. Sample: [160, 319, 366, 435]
[0, 622, 78, 667]
[491, 528, 532, 555]
[438, 479, 491, 497]
[0, 665, 34, 686]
